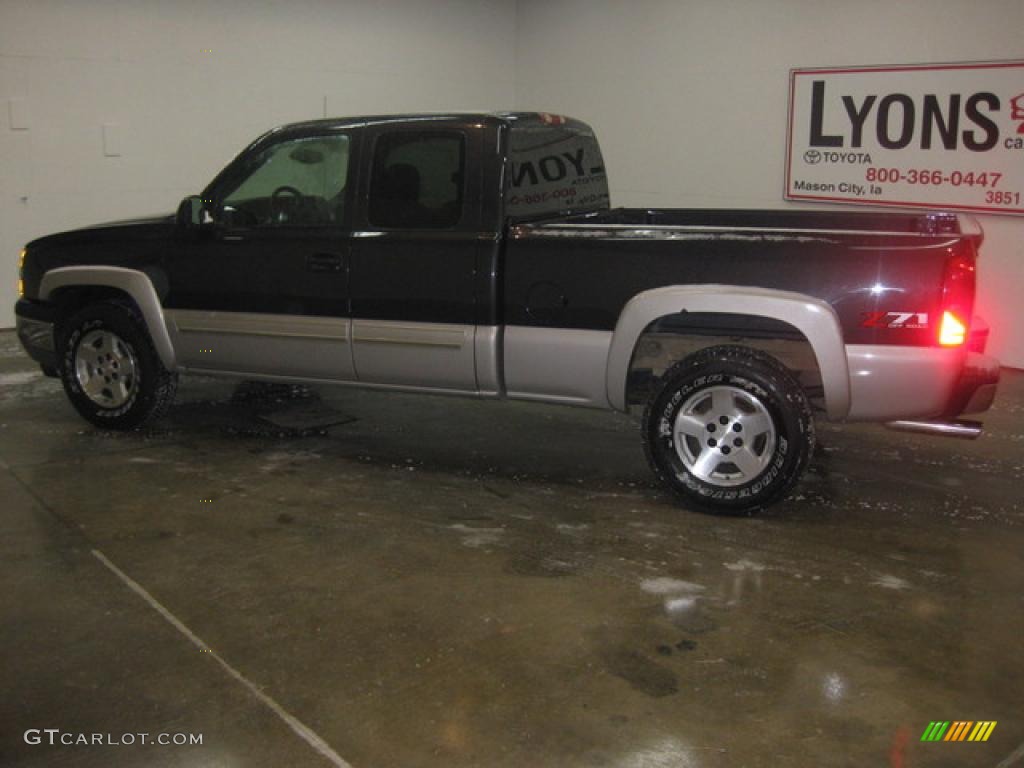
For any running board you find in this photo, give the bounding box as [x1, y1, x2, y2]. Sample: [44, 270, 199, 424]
[884, 419, 982, 440]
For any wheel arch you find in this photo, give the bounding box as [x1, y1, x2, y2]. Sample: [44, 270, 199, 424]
[40, 266, 176, 370]
[606, 285, 850, 419]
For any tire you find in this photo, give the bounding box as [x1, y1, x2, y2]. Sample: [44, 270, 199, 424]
[642, 345, 815, 515]
[57, 300, 178, 430]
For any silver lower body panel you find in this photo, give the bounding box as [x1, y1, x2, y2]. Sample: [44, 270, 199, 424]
[503, 326, 613, 408]
[166, 310, 355, 381]
[166, 311, 500, 396]
[351, 319, 476, 390]
[844, 344, 962, 421]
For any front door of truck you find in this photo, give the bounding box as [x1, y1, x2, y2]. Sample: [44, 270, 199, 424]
[348, 126, 481, 391]
[164, 130, 357, 381]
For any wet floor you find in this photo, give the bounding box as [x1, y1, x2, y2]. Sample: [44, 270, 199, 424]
[1, 329, 1022, 767]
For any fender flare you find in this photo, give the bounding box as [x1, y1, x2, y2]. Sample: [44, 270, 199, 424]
[39, 266, 176, 370]
[605, 284, 850, 419]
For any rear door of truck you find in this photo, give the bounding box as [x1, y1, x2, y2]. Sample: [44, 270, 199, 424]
[347, 121, 483, 391]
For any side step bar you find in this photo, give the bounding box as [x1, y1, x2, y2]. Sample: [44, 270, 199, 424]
[885, 419, 982, 440]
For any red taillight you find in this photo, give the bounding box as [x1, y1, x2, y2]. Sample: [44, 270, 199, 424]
[938, 253, 975, 346]
[939, 310, 967, 346]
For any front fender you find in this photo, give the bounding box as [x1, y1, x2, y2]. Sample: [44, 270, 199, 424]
[605, 284, 850, 419]
[39, 266, 176, 370]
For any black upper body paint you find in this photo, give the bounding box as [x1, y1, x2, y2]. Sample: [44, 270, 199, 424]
[21, 113, 976, 347]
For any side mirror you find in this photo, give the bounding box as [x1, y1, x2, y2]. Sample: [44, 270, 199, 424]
[176, 195, 213, 228]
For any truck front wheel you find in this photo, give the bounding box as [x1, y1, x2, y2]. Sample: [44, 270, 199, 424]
[58, 301, 177, 430]
[642, 345, 814, 514]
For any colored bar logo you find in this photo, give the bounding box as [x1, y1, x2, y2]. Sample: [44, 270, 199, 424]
[921, 721, 997, 742]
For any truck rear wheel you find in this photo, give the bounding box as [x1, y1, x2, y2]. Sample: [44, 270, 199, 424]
[642, 345, 814, 514]
[58, 301, 177, 430]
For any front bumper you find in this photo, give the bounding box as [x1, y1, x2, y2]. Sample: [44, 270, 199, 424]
[15, 298, 58, 371]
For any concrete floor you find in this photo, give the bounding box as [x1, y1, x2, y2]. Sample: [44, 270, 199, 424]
[1, 328, 1022, 768]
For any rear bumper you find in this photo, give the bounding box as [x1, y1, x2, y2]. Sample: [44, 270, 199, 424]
[15, 298, 58, 371]
[845, 344, 1000, 427]
[877, 350, 1000, 441]
[945, 351, 1000, 417]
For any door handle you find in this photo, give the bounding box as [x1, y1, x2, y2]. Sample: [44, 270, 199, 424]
[306, 252, 344, 272]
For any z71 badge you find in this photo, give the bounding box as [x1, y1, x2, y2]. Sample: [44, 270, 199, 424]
[861, 311, 929, 329]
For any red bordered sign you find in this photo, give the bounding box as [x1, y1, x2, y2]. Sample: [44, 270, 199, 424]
[786, 60, 1024, 215]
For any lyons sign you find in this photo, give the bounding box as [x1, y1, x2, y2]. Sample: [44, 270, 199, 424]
[786, 61, 1024, 215]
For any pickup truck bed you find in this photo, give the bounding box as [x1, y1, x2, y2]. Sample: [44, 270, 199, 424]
[504, 207, 991, 420]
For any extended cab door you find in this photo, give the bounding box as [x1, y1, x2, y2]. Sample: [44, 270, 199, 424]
[164, 129, 358, 381]
[348, 125, 482, 390]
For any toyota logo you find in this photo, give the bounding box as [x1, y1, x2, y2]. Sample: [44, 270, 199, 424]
[804, 149, 822, 165]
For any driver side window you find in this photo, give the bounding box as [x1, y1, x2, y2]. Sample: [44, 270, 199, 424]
[220, 134, 350, 228]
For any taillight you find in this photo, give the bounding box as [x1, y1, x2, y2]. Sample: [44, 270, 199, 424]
[938, 252, 975, 346]
[939, 311, 967, 346]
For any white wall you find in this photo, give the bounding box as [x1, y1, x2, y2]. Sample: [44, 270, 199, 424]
[515, 0, 1024, 368]
[0, 0, 515, 324]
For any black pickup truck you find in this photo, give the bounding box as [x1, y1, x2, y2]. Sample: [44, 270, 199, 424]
[15, 112, 1001, 513]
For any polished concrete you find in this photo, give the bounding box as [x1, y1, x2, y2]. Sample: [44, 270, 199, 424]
[1, 328, 1022, 768]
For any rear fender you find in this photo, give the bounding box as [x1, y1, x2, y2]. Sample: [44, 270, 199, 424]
[606, 284, 850, 419]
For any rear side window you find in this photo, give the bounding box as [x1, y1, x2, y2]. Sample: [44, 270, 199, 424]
[506, 117, 609, 221]
[368, 132, 465, 229]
